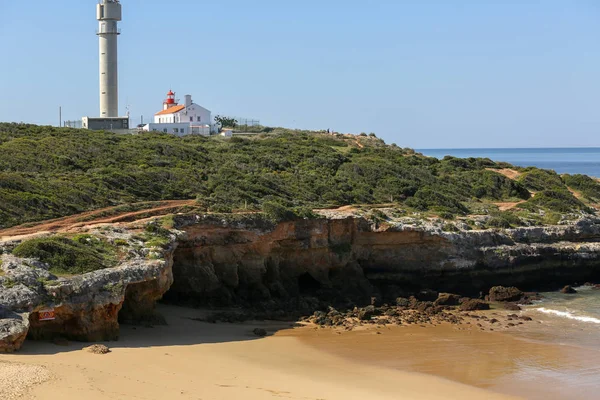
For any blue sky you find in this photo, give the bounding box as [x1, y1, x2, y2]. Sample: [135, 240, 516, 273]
[0, 0, 598, 148]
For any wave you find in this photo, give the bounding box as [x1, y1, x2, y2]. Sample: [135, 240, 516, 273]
[536, 308, 600, 324]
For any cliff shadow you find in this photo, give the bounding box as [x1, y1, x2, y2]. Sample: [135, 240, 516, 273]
[15, 304, 293, 356]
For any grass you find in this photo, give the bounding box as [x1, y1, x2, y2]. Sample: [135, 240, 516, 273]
[12, 235, 118, 275]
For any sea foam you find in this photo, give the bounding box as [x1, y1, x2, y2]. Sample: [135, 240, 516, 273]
[536, 308, 600, 324]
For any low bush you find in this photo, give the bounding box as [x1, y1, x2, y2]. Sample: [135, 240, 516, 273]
[521, 190, 589, 213]
[0, 123, 594, 229]
[12, 236, 116, 275]
[562, 174, 600, 202]
[518, 169, 564, 192]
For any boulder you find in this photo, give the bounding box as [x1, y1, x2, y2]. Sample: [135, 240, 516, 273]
[415, 301, 434, 313]
[358, 305, 376, 321]
[0, 309, 30, 353]
[489, 286, 524, 302]
[84, 344, 111, 354]
[434, 293, 461, 306]
[560, 285, 577, 294]
[416, 289, 438, 302]
[459, 299, 490, 311]
[503, 303, 522, 311]
[252, 328, 267, 337]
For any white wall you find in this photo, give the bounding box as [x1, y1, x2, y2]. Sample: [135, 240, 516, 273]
[143, 123, 211, 136]
[143, 123, 191, 136]
[177, 103, 212, 125]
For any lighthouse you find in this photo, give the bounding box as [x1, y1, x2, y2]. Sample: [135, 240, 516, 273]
[97, 0, 122, 117]
[82, 0, 129, 132]
[163, 90, 177, 110]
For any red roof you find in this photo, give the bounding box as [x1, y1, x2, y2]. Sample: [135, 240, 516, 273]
[155, 105, 185, 116]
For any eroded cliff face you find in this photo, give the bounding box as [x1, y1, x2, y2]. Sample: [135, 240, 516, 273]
[167, 215, 600, 307]
[2, 214, 600, 352]
[0, 230, 176, 352]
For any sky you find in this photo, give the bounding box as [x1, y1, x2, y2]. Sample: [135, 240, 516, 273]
[0, 0, 598, 148]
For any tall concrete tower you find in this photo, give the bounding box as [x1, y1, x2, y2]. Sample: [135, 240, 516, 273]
[97, 0, 122, 118]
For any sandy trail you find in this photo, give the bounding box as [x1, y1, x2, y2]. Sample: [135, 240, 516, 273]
[488, 168, 522, 180]
[0, 200, 196, 240]
[0, 305, 514, 400]
[493, 201, 526, 211]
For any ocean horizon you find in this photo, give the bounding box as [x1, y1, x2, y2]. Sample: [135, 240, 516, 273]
[418, 147, 600, 177]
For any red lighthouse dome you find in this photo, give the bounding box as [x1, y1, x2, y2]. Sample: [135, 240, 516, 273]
[165, 90, 175, 105]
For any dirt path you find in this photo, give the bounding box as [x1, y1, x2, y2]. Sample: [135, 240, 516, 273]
[493, 201, 526, 211]
[487, 168, 522, 180]
[0, 200, 196, 240]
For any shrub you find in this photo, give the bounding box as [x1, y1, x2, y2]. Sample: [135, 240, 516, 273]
[261, 201, 297, 222]
[562, 174, 600, 202]
[521, 190, 589, 213]
[12, 236, 116, 275]
[518, 169, 564, 192]
[405, 188, 468, 215]
[0, 123, 594, 230]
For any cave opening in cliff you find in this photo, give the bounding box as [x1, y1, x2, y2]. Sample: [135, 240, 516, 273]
[297, 272, 322, 294]
[118, 281, 166, 326]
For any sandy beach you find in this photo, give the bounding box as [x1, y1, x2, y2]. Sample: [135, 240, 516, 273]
[0, 304, 516, 400]
[283, 317, 600, 400]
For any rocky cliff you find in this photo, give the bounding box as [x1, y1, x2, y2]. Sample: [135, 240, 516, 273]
[2, 213, 599, 352]
[0, 228, 176, 352]
[166, 214, 600, 309]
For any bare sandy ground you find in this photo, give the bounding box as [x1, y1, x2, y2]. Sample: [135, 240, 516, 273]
[0, 362, 50, 400]
[0, 305, 515, 400]
[286, 322, 600, 400]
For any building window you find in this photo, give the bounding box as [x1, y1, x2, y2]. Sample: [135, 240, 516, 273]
[197, 116, 201, 122]
[174, 128, 179, 133]
[190, 116, 193, 122]
[163, 129, 167, 133]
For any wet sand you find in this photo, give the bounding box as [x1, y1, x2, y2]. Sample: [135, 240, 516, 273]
[0, 305, 514, 400]
[283, 322, 600, 400]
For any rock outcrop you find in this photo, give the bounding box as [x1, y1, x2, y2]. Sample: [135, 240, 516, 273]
[3, 212, 600, 352]
[560, 285, 577, 294]
[488, 286, 524, 302]
[0, 308, 29, 352]
[0, 228, 176, 352]
[167, 214, 600, 308]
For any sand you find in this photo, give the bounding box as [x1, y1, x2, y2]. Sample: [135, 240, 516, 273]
[285, 322, 600, 400]
[0, 362, 50, 400]
[0, 305, 516, 400]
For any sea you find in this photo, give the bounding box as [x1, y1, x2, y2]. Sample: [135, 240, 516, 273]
[418, 147, 600, 178]
[523, 286, 600, 349]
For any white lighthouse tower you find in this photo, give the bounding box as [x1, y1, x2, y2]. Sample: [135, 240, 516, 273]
[97, 0, 121, 117]
[83, 0, 129, 131]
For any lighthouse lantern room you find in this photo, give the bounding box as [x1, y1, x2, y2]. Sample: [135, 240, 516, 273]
[163, 90, 177, 110]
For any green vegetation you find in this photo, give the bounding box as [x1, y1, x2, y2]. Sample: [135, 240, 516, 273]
[521, 189, 590, 213]
[141, 222, 173, 249]
[0, 123, 596, 229]
[12, 235, 118, 275]
[517, 168, 565, 192]
[562, 174, 600, 203]
[485, 211, 524, 229]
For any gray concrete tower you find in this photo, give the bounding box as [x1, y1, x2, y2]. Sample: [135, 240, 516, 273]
[97, 0, 122, 117]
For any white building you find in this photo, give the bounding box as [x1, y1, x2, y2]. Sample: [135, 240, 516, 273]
[142, 91, 216, 136]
